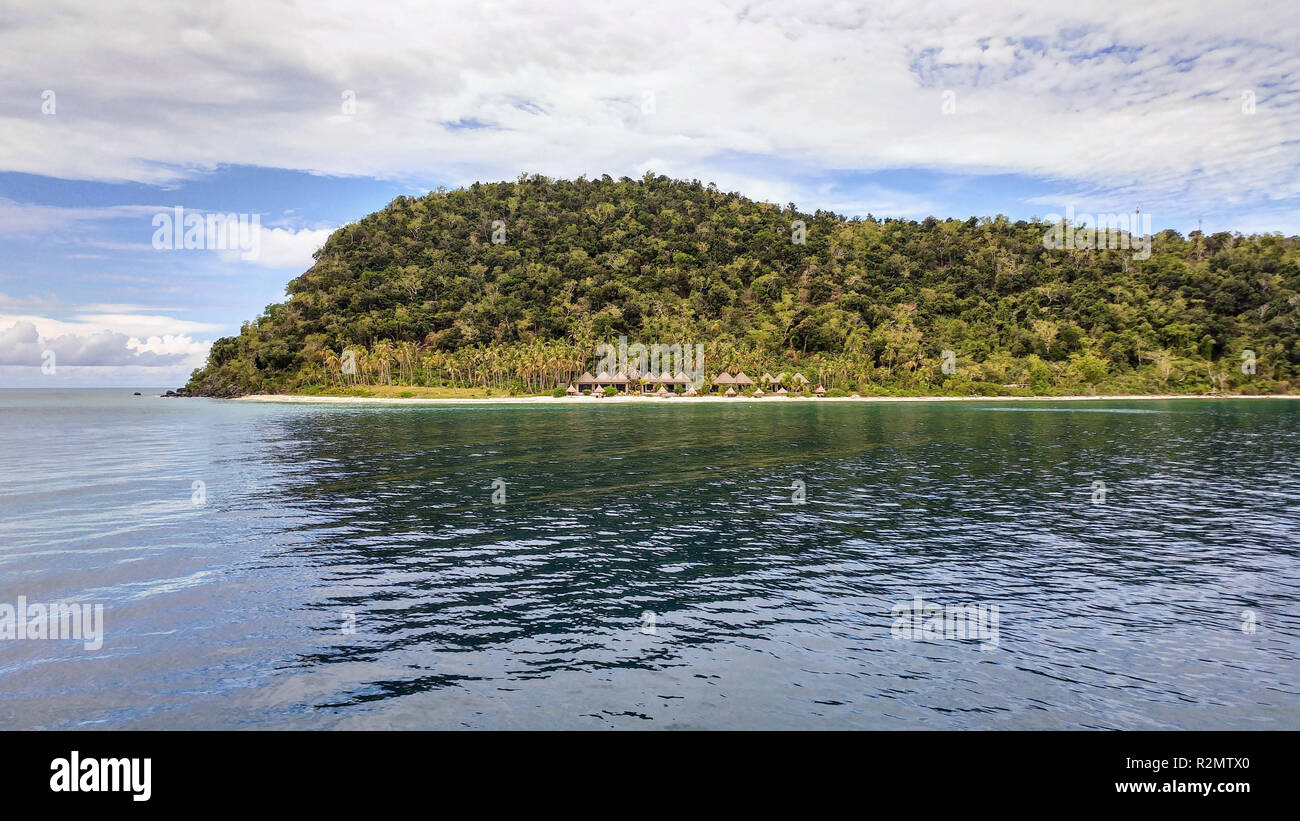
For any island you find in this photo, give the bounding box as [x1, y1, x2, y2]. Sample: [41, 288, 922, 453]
[182, 174, 1300, 401]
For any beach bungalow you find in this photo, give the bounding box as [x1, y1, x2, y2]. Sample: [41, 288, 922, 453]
[760, 372, 775, 386]
[790, 373, 811, 391]
[733, 372, 755, 393]
[712, 372, 735, 393]
[672, 370, 692, 393]
[593, 371, 630, 393]
[813, 383, 827, 396]
[576, 371, 598, 393]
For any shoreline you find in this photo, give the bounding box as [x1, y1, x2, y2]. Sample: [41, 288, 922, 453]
[231, 392, 1300, 406]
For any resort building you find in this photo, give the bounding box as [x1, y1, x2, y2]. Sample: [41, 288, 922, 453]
[570, 365, 823, 398]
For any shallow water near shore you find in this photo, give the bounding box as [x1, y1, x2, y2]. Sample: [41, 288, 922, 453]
[2, 388, 1298, 729]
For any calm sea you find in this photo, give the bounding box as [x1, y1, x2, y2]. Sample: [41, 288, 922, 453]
[1, 389, 1297, 729]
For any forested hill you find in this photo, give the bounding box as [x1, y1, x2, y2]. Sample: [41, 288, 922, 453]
[186, 173, 1300, 397]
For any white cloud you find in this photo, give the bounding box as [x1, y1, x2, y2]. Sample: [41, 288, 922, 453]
[0, 0, 1294, 224]
[221, 226, 334, 268]
[0, 198, 335, 269]
[0, 313, 215, 371]
[0, 291, 64, 312]
[0, 199, 160, 235]
[0, 321, 42, 366]
[128, 333, 212, 360]
[5, 312, 224, 340]
[0, 320, 188, 366]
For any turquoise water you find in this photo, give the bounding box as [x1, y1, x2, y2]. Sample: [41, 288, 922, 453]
[1, 389, 1297, 729]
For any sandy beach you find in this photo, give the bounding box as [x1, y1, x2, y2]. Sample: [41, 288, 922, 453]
[233, 392, 1300, 405]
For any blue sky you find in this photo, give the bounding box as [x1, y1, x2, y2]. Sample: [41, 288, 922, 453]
[1, 0, 1297, 386]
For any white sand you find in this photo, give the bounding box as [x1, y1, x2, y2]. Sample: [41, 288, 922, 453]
[234, 392, 1300, 405]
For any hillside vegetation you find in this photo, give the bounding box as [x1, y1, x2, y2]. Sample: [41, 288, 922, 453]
[186, 174, 1300, 397]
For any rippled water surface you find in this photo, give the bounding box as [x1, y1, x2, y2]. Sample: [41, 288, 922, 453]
[2, 389, 1298, 729]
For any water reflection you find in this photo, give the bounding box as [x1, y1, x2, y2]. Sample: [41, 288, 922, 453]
[249, 401, 1300, 728]
[1, 393, 1297, 729]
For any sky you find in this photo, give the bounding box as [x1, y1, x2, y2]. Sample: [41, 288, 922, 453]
[1, 0, 1297, 387]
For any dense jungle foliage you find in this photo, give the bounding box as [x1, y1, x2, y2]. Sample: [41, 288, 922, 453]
[186, 173, 1300, 397]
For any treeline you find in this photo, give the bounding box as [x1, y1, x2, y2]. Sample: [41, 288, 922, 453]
[186, 173, 1300, 397]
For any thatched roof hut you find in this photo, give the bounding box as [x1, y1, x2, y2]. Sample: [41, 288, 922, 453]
[684, 384, 698, 396]
[640, 371, 659, 384]
[813, 384, 827, 396]
[753, 388, 765, 397]
[672, 370, 691, 385]
[712, 372, 735, 385]
[724, 386, 737, 397]
[773, 372, 787, 385]
[760, 372, 775, 384]
[655, 385, 670, 397]
[733, 371, 755, 386]
[776, 387, 788, 395]
[612, 371, 630, 385]
[565, 384, 578, 395]
[791, 372, 811, 385]
[576, 371, 598, 386]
